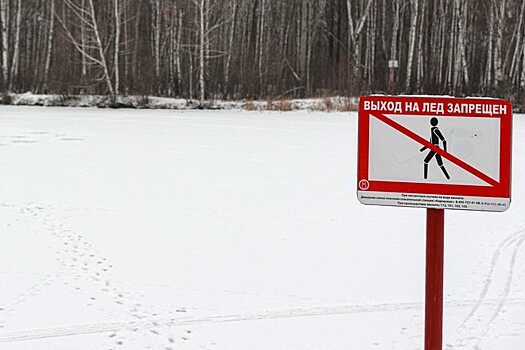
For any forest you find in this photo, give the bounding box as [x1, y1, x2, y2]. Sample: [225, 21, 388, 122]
[1, 0, 525, 105]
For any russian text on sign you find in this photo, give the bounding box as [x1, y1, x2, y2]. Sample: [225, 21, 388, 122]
[363, 100, 403, 113]
[447, 103, 507, 116]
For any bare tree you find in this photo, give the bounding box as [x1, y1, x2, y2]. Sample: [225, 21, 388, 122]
[9, 0, 21, 91]
[42, 0, 55, 92]
[405, 0, 418, 92]
[1, 0, 525, 103]
[0, 0, 10, 90]
[114, 0, 121, 95]
[57, 0, 115, 95]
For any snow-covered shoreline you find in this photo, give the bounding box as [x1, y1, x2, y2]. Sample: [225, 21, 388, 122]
[4, 92, 523, 113]
[1, 92, 359, 112]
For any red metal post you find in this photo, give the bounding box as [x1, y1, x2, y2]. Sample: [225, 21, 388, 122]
[425, 208, 445, 350]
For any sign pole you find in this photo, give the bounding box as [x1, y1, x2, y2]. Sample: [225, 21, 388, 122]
[424, 208, 445, 350]
[388, 60, 398, 95]
[391, 67, 395, 95]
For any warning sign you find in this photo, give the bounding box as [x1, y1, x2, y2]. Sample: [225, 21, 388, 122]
[357, 96, 512, 212]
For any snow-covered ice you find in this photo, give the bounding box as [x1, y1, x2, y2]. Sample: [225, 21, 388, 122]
[0, 106, 524, 349]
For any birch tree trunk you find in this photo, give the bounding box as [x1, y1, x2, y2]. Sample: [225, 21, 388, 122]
[9, 0, 21, 91]
[365, 5, 372, 87]
[300, 0, 310, 93]
[435, 0, 446, 88]
[452, 0, 461, 92]
[151, 0, 161, 91]
[122, 0, 129, 92]
[42, 0, 55, 92]
[176, 9, 182, 95]
[346, 0, 354, 60]
[510, 0, 525, 85]
[493, 0, 507, 86]
[86, 0, 114, 95]
[257, 0, 266, 90]
[485, 10, 494, 89]
[446, 4, 456, 92]
[80, 0, 87, 81]
[0, 0, 9, 90]
[457, 0, 469, 90]
[346, 0, 373, 93]
[131, 0, 142, 88]
[521, 44, 525, 89]
[224, 0, 237, 97]
[390, 0, 400, 91]
[114, 0, 120, 95]
[405, 0, 419, 92]
[199, 0, 206, 102]
[416, 1, 425, 92]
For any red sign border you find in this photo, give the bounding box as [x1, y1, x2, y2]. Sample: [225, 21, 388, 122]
[357, 96, 512, 199]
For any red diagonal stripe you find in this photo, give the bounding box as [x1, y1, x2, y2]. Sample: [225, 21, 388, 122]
[370, 111, 499, 187]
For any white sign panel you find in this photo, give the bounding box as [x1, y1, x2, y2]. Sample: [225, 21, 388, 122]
[357, 96, 512, 212]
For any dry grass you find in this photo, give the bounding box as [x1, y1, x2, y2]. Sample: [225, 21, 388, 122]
[244, 98, 256, 111]
[312, 97, 358, 112]
[249, 96, 360, 112]
[276, 98, 293, 111]
[338, 98, 359, 112]
[266, 97, 275, 110]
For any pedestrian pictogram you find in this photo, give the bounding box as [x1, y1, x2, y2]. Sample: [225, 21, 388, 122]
[420, 117, 450, 180]
[357, 96, 512, 212]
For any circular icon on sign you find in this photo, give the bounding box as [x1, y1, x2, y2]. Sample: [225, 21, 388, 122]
[359, 179, 370, 191]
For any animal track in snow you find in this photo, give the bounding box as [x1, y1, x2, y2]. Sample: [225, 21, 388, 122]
[1, 203, 190, 349]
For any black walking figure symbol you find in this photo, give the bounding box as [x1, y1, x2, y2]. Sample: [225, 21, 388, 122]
[419, 117, 450, 180]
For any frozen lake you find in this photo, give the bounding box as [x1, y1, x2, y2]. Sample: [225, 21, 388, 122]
[0, 106, 524, 349]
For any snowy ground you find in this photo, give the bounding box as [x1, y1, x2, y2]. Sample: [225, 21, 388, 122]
[0, 106, 524, 350]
